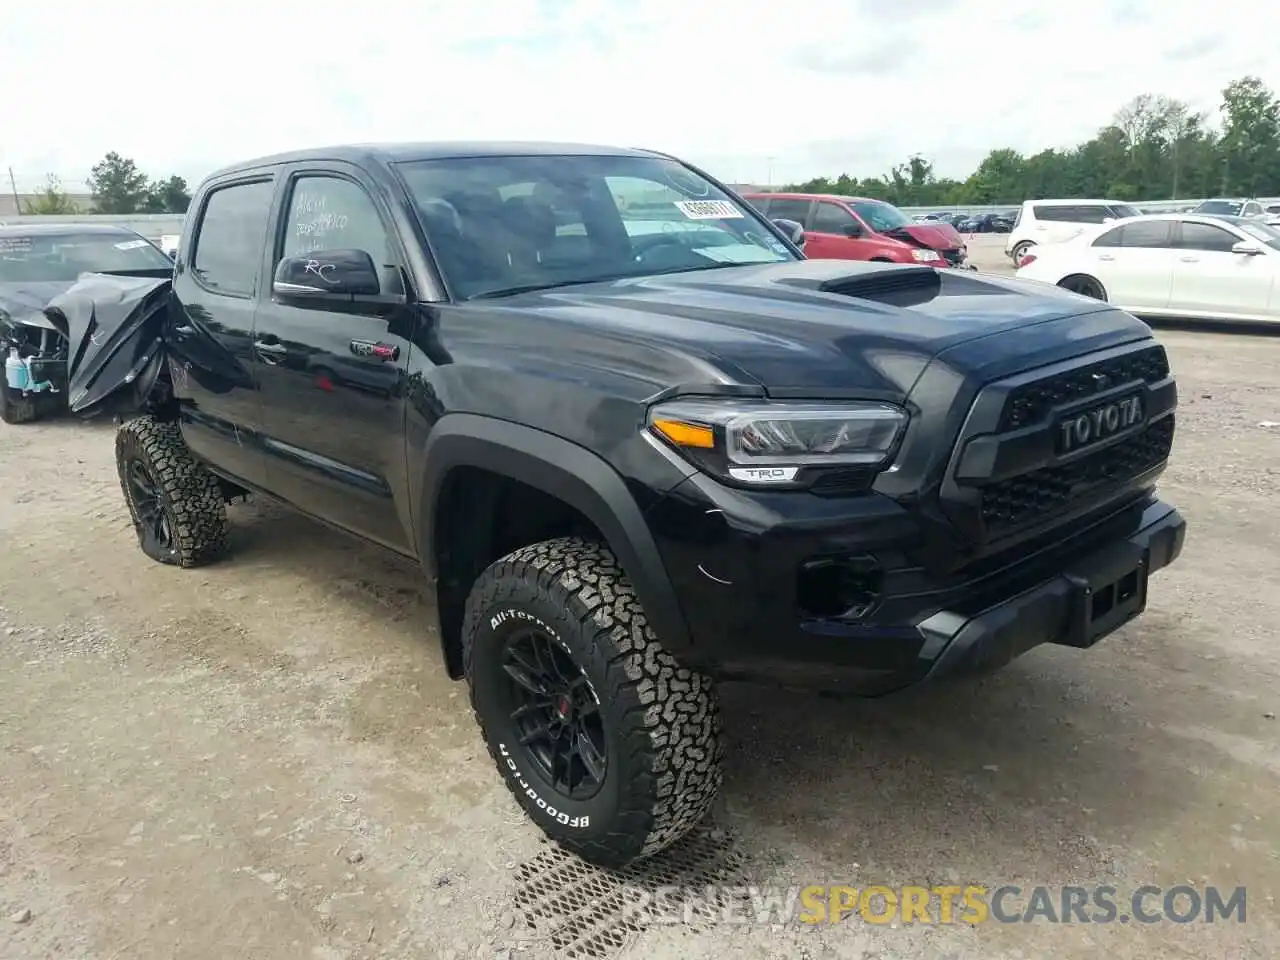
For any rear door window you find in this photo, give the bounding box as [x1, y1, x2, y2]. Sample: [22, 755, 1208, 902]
[1094, 220, 1172, 248]
[191, 179, 275, 297]
[766, 198, 813, 226]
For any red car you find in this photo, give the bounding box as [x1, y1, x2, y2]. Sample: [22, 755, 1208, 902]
[743, 192, 973, 268]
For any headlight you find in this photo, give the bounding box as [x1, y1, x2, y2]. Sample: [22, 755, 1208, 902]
[910, 248, 941, 262]
[647, 398, 908, 488]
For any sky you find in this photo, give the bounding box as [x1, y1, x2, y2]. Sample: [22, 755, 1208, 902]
[3, 0, 1278, 194]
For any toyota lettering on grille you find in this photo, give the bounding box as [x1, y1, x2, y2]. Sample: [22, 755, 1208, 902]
[1057, 394, 1144, 454]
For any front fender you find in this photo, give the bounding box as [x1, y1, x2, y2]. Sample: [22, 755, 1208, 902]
[419, 414, 693, 663]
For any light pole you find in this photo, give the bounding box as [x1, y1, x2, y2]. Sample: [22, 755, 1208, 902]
[766, 157, 775, 187]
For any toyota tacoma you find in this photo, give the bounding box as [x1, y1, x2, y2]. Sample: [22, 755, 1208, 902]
[58, 142, 1185, 869]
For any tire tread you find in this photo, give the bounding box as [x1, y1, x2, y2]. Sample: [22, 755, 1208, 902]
[115, 414, 229, 567]
[462, 536, 723, 867]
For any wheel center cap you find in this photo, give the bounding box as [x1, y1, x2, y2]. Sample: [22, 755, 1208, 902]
[556, 696, 572, 719]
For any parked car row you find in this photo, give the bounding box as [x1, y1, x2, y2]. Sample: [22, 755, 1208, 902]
[912, 210, 1017, 233]
[1014, 212, 1280, 325]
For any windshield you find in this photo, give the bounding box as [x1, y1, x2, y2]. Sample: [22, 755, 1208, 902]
[0, 232, 172, 283]
[394, 154, 796, 299]
[1196, 200, 1243, 216]
[1111, 204, 1143, 219]
[849, 200, 913, 232]
[1237, 220, 1280, 252]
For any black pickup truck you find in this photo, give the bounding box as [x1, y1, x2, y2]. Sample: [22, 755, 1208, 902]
[64, 142, 1185, 868]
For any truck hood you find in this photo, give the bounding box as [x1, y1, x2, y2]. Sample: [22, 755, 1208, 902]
[475, 260, 1150, 394]
[883, 222, 964, 250]
[0, 280, 77, 330]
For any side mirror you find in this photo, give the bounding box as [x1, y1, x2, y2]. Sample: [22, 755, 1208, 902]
[841, 222, 864, 238]
[273, 249, 381, 298]
[771, 218, 805, 249]
[1231, 240, 1263, 256]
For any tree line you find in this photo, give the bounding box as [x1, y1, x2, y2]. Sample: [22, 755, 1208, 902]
[781, 75, 1280, 208]
[20, 152, 191, 215]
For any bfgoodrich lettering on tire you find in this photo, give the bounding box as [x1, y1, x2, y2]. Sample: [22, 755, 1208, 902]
[115, 414, 229, 567]
[463, 536, 723, 868]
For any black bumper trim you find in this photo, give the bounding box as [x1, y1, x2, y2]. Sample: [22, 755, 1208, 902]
[915, 499, 1185, 682]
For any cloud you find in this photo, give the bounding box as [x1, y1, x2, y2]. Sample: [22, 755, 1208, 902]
[1, 0, 1277, 193]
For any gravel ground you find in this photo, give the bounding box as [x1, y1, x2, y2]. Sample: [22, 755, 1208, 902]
[2, 241, 1278, 959]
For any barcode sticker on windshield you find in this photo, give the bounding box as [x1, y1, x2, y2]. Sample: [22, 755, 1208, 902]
[114, 239, 151, 250]
[675, 200, 743, 220]
[0, 237, 32, 252]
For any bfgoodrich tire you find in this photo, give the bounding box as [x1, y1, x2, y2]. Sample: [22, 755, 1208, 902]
[463, 537, 723, 868]
[115, 414, 229, 567]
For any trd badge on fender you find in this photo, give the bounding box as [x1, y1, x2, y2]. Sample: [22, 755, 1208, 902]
[1057, 394, 1144, 454]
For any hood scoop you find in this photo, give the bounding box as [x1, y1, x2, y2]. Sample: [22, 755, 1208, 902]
[819, 266, 941, 307]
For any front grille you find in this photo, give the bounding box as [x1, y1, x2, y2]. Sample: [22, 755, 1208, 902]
[940, 248, 964, 265]
[1000, 345, 1170, 431]
[980, 415, 1174, 533]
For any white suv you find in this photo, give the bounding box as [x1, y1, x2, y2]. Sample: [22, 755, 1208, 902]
[1006, 199, 1142, 265]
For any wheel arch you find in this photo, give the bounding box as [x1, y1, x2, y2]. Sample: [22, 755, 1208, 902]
[419, 414, 692, 679]
[1057, 273, 1109, 301]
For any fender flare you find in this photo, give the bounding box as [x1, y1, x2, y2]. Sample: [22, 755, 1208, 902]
[419, 414, 693, 669]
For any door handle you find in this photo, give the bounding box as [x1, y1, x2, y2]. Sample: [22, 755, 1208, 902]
[253, 340, 288, 365]
[1179, 256, 1199, 263]
[1098, 254, 1115, 261]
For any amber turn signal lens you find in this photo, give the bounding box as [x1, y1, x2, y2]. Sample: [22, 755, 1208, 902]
[651, 418, 715, 449]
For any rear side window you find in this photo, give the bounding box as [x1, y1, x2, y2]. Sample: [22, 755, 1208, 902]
[767, 198, 812, 225]
[1094, 220, 1172, 248]
[744, 196, 771, 216]
[191, 179, 274, 297]
[1177, 221, 1240, 253]
[1033, 204, 1112, 224]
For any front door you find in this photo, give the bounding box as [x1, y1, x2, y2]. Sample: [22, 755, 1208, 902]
[252, 166, 418, 554]
[1170, 220, 1277, 319]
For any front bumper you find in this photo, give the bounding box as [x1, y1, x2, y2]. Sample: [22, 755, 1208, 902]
[644, 477, 1185, 695]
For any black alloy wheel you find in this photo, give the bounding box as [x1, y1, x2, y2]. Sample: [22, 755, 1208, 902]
[125, 456, 179, 561]
[500, 626, 607, 801]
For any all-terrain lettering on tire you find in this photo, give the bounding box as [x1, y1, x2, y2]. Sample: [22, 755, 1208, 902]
[115, 414, 229, 567]
[464, 537, 723, 868]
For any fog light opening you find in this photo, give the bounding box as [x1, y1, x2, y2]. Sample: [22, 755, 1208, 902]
[797, 556, 882, 620]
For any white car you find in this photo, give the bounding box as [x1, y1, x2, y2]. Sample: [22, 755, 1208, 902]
[1014, 213, 1280, 324]
[1005, 198, 1143, 266]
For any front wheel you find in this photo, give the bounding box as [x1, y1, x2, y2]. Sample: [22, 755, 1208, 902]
[463, 537, 723, 868]
[1058, 274, 1108, 301]
[115, 414, 229, 566]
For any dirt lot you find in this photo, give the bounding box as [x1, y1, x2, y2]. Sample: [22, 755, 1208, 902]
[3, 243, 1279, 959]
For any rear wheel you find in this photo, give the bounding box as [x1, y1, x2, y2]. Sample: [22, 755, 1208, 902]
[115, 414, 229, 566]
[464, 537, 723, 868]
[1058, 274, 1107, 301]
[1011, 241, 1034, 265]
